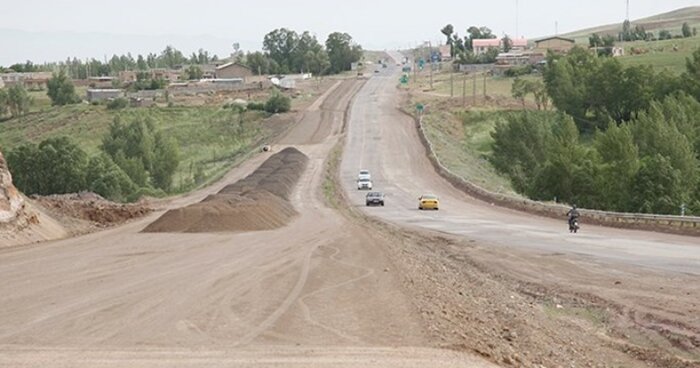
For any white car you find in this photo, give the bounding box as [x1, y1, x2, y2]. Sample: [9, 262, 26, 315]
[358, 169, 371, 181]
[357, 178, 373, 190]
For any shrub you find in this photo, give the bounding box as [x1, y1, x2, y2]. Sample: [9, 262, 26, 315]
[106, 98, 128, 110]
[247, 102, 265, 111]
[264, 92, 291, 113]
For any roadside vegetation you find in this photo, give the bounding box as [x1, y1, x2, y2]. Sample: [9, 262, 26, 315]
[1, 105, 270, 201]
[406, 13, 700, 216]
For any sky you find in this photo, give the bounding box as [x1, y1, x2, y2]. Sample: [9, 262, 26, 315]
[0, 0, 698, 65]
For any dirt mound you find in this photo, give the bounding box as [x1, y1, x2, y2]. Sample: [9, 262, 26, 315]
[32, 192, 152, 227]
[0, 149, 26, 224]
[144, 147, 308, 233]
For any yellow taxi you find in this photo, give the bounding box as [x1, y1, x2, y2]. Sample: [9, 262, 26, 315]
[418, 194, 439, 210]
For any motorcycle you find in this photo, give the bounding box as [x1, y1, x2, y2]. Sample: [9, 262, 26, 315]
[568, 218, 580, 233]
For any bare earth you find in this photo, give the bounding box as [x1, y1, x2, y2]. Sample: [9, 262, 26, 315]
[0, 64, 698, 368]
[0, 78, 496, 367]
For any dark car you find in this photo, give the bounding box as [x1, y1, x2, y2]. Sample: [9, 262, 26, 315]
[366, 192, 385, 206]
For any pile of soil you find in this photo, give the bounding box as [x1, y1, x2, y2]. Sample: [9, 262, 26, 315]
[0, 149, 25, 225]
[144, 147, 308, 233]
[32, 192, 152, 227]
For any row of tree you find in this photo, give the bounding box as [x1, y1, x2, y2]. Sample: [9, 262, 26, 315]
[489, 47, 700, 215]
[3, 47, 219, 79]
[6, 116, 179, 202]
[542, 47, 700, 132]
[620, 20, 697, 42]
[490, 93, 700, 215]
[245, 29, 362, 75]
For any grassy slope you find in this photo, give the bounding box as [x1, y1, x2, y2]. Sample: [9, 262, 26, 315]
[617, 36, 698, 74]
[561, 6, 700, 43]
[0, 104, 270, 192]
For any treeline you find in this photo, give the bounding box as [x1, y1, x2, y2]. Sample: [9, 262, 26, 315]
[490, 48, 700, 215]
[2, 47, 218, 79]
[245, 29, 363, 75]
[618, 20, 697, 42]
[543, 47, 699, 132]
[7, 117, 179, 202]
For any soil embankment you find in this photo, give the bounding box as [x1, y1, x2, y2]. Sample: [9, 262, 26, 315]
[144, 147, 308, 233]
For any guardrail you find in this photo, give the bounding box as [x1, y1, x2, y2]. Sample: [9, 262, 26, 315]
[406, 109, 700, 236]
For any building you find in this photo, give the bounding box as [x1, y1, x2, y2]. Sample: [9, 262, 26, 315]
[0, 72, 52, 90]
[215, 62, 253, 82]
[472, 39, 501, 55]
[86, 89, 123, 102]
[510, 38, 529, 51]
[535, 36, 576, 54]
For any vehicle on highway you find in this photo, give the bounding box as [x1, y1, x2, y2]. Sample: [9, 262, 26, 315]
[569, 218, 580, 233]
[357, 178, 373, 190]
[365, 192, 385, 206]
[358, 170, 371, 181]
[418, 194, 439, 210]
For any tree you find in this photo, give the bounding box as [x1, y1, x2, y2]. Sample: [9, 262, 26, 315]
[325, 32, 363, 74]
[684, 48, 700, 100]
[246, 51, 273, 75]
[263, 28, 300, 74]
[150, 134, 179, 191]
[593, 123, 639, 211]
[0, 89, 8, 118]
[264, 92, 291, 113]
[502, 35, 513, 53]
[47, 70, 80, 106]
[6, 85, 31, 117]
[441, 24, 454, 56]
[185, 65, 203, 80]
[7, 137, 88, 195]
[589, 33, 602, 48]
[658, 30, 673, 40]
[101, 116, 180, 191]
[682, 22, 692, 38]
[86, 154, 136, 202]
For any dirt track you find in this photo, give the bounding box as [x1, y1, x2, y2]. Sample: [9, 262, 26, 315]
[0, 78, 496, 367]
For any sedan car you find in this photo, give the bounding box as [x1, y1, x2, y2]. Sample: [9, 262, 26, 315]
[366, 192, 385, 206]
[357, 178, 373, 190]
[418, 194, 439, 210]
[357, 169, 371, 181]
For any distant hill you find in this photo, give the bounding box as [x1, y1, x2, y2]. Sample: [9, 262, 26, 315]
[558, 6, 700, 43]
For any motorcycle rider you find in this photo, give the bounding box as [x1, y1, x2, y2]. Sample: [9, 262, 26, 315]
[567, 204, 580, 229]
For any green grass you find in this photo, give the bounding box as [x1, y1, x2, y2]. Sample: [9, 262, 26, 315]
[0, 104, 270, 193]
[418, 105, 517, 195]
[410, 67, 541, 101]
[617, 36, 699, 74]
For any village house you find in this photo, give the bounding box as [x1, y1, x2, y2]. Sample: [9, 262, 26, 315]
[535, 36, 576, 54]
[86, 89, 123, 102]
[215, 62, 253, 82]
[472, 39, 502, 55]
[0, 72, 52, 90]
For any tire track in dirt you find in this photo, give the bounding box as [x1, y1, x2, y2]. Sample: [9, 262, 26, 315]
[297, 244, 377, 344]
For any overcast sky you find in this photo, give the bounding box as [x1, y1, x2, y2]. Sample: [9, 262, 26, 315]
[1, 0, 698, 65]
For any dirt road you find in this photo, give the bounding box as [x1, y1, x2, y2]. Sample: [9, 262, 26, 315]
[0, 79, 496, 367]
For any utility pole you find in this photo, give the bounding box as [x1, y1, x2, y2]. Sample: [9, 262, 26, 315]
[626, 0, 630, 21]
[516, 0, 519, 39]
[462, 73, 467, 107]
[428, 41, 434, 90]
[472, 72, 477, 104]
[483, 72, 487, 98]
